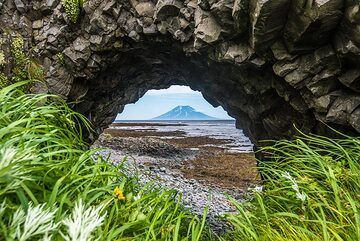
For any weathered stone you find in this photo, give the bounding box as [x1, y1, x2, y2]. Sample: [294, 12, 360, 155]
[155, 0, 183, 21]
[135, 2, 155, 17]
[1, 0, 359, 149]
[271, 41, 295, 61]
[338, 69, 360, 92]
[341, 3, 360, 46]
[197, 0, 210, 10]
[32, 20, 43, 29]
[249, 0, 290, 51]
[350, 107, 360, 132]
[284, 45, 340, 87]
[63, 37, 91, 66]
[313, 95, 333, 113]
[194, 7, 221, 43]
[232, 0, 249, 34]
[83, 0, 103, 14]
[210, 0, 234, 34]
[284, 0, 343, 52]
[326, 96, 360, 125]
[222, 42, 254, 63]
[89, 35, 102, 45]
[306, 76, 338, 97]
[46, 0, 59, 9]
[273, 59, 299, 77]
[14, 0, 26, 13]
[334, 32, 360, 61]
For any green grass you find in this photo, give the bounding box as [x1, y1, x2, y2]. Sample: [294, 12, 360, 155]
[0, 82, 213, 240]
[0, 82, 359, 241]
[224, 130, 360, 241]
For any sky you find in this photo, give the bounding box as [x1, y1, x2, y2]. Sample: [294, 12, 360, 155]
[116, 85, 233, 120]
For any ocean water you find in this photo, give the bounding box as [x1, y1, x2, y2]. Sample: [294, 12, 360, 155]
[113, 120, 253, 153]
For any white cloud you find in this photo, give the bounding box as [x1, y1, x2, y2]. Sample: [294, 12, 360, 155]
[146, 85, 198, 95]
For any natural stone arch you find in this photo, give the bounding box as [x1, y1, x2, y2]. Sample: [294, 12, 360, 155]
[0, 0, 359, 148]
[71, 42, 314, 145]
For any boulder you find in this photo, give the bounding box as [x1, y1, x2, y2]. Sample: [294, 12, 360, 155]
[135, 1, 155, 17]
[194, 7, 221, 43]
[284, 0, 343, 52]
[249, 0, 290, 51]
[155, 0, 183, 21]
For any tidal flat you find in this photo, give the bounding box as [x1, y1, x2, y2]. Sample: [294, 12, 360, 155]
[94, 121, 259, 231]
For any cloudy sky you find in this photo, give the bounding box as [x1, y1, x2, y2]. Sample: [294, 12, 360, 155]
[116, 85, 232, 120]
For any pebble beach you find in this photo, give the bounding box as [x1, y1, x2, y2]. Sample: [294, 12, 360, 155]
[93, 121, 259, 232]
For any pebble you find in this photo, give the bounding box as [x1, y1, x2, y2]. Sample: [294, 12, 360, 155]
[93, 148, 246, 233]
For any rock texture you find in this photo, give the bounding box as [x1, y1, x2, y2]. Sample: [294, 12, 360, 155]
[0, 0, 359, 147]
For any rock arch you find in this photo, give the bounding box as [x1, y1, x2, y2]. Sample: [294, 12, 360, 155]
[0, 0, 359, 146]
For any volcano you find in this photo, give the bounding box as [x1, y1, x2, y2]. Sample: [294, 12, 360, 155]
[152, 106, 218, 120]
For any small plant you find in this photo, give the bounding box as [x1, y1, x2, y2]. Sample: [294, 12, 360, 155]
[0, 73, 10, 89]
[27, 60, 44, 81]
[57, 52, 65, 65]
[103, 133, 112, 141]
[11, 36, 28, 82]
[9, 204, 58, 240]
[62, 0, 82, 23]
[0, 82, 213, 240]
[0, 51, 5, 67]
[225, 131, 360, 241]
[60, 200, 106, 241]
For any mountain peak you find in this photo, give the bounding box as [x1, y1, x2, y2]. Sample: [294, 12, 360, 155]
[174, 105, 195, 110]
[152, 106, 217, 120]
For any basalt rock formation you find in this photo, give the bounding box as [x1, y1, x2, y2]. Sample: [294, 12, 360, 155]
[0, 0, 359, 146]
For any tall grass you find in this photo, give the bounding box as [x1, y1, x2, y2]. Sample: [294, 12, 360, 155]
[0, 82, 213, 240]
[1, 82, 359, 241]
[225, 130, 360, 241]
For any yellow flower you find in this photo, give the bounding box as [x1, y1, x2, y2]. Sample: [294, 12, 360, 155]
[114, 187, 126, 201]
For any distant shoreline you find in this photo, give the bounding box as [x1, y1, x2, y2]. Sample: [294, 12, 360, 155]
[114, 119, 235, 122]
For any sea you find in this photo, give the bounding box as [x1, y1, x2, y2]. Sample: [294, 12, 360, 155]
[113, 120, 253, 153]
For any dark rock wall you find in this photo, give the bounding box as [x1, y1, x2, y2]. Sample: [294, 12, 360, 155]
[0, 0, 359, 146]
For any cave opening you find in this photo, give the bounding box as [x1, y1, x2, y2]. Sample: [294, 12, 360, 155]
[72, 42, 313, 150]
[94, 84, 259, 218]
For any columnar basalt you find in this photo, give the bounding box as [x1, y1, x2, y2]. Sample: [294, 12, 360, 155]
[0, 0, 359, 146]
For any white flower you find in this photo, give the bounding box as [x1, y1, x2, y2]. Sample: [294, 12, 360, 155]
[282, 171, 292, 180]
[11, 203, 58, 241]
[282, 171, 307, 202]
[0, 147, 34, 183]
[0, 200, 6, 216]
[133, 194, 141, 201]
[0, 147, 17, 169]
[61, 200, 106, 241]
[0, 51, 5, 66]
[248, 185, 263, 193]
[296, 192, 307, 202]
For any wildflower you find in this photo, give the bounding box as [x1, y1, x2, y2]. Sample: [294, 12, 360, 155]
[114, 187, 126, 201]
[133, 194, 141, 201]
[0, 147, 17, 168]
[11, 203, 58, 241]
[296, 192, 307, 202]
[43, 232, 52, 241]
[0, 51, 5, 66]
[61, 199, 106, 241]
[0, 147, 34, 182]
[282, 171, 307, 202]
[0, 200, 6, 216]
[253, 186, 263, 193]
